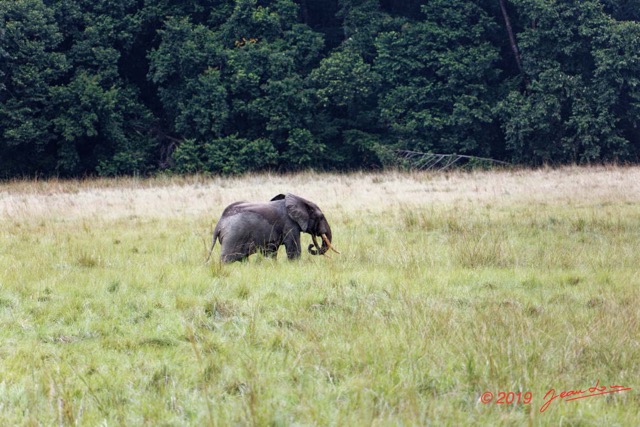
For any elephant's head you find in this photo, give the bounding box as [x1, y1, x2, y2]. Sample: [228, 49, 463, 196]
[275, 193, 340, 256]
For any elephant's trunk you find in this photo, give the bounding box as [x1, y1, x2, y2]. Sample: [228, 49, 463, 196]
[308, 228, 340, 256]
[310, 234, 322, 254]
[317, 229, 331, 255]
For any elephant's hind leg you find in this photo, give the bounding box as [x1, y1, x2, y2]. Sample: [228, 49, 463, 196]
[221, 250, 249, 263]
[260, 241, 280, 259]
[220, 240, 256, 263]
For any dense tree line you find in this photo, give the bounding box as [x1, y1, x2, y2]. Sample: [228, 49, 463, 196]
[1, 0, 639, 177]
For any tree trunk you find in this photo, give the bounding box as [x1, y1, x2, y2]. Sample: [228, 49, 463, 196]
[499, 0, 524, 75]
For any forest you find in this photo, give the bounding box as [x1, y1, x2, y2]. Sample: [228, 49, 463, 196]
[1, 0, 640, 177]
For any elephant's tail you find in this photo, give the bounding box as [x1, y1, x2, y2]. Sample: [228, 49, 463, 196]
[205, 226, 220, 263]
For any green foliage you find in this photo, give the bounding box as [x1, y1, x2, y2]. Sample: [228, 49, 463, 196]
[172, 138, 206, 174]
[149, 0, 324, 173]
[205, 135, 278, 174]
[311, 49, 379, 108]
[171, 134, 279, 175]
[2, 0, 640, 176]
[0, 0, 67, 176]
[375, 0, 500, 155]
[0, 0, 157, 177]
[500, 0, 640, 164]
[282, 128, 323, 168]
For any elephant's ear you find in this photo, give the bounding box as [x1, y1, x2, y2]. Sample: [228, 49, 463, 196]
[285, 193, 309, 231]
[270, 194, 286, 201]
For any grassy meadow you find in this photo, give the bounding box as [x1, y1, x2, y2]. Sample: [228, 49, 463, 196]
[0, 167, 638, 425]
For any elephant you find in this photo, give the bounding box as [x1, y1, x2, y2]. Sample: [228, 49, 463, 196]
[206, 193, 340, 263]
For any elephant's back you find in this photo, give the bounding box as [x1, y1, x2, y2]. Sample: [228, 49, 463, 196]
[220, 201, 248, 217]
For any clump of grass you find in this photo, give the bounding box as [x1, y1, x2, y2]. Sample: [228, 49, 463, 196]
[208, 261, 231, 278]
[107, 281, 120, 293]
[398, 205, 464, 233]
[76, 251, 99, 268]
[204, 298, 236, 320]
[450, 226, 511, 268]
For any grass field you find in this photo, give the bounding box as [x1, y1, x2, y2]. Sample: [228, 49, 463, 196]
[0, 167, 638, 425]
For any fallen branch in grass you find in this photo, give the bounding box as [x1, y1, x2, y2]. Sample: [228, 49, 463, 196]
[394, 150, 511, 171]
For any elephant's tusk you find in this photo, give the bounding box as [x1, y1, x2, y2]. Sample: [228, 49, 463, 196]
[321, 233, 341, 254]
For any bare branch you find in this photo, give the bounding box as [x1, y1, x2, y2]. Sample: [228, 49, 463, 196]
[394, 151, 510, 171]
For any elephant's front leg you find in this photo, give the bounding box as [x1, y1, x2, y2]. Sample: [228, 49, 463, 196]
[283, 232, 301, 260]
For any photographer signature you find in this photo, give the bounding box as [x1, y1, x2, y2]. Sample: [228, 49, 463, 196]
[540, 380, 632, 413]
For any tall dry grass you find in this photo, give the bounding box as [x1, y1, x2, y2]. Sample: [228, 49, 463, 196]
[2, 166, 638, 221]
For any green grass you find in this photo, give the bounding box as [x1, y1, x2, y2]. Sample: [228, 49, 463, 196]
[0, 169, 638, 425]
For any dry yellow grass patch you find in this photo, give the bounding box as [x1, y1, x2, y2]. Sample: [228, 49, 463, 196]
[2, 166, 638, 222]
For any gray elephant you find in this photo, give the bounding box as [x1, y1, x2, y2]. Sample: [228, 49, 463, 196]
[206, 193, 339, 263]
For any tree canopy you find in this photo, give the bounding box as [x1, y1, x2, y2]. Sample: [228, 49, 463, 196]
[1, 0, 639, 177]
